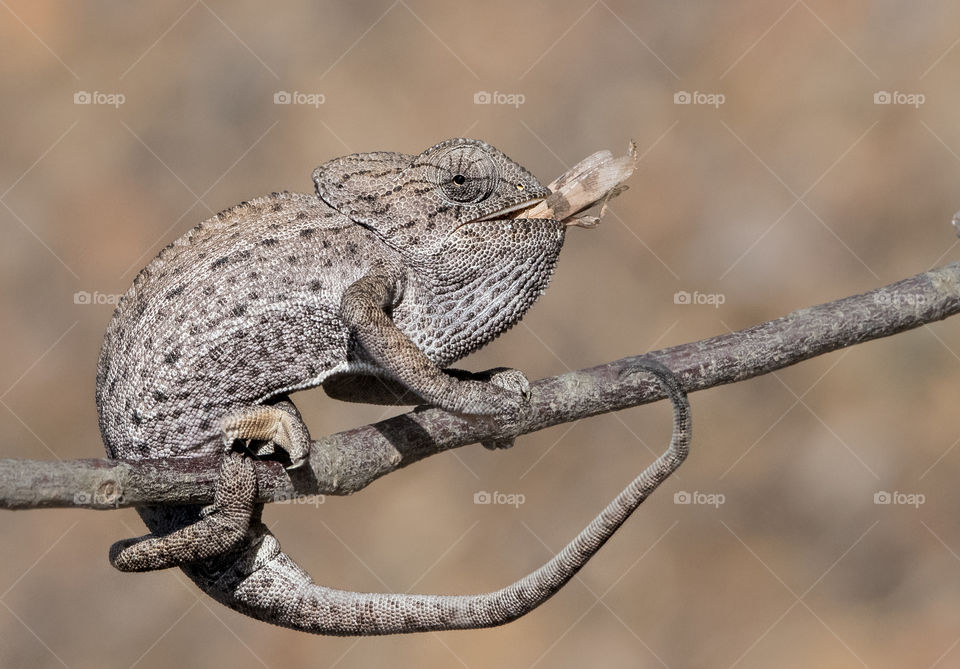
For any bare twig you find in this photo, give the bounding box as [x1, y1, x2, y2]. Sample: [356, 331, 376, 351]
[1, 260, 957, 511]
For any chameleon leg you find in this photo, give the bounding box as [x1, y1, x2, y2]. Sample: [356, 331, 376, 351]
[109, 450, 256, 572]
[110, 397, 311, 572]
[323, 367, 529, 450]
[181, 360, 691, 634]
[465, 368, 530, 450]
[340, 274, 531, 426]
[219, 398, 312, 468]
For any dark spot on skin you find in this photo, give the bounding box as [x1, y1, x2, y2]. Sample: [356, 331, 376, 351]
[153, 390, 167, 402]
[296, 212, 308, 220]
[309, 280, 322, 291]
[203, 285, 216, 296]
[199, 418, 211, 431]
[164, 349, 181, 364]
[211, 256, 229, 269]
[300, 228, 315, 238]
[131, 410, 142, 426]
[288, 255, 298, 264]
[260, 237, 279, 246]
[426, 205, 450, 220]
[271, 202, 283, 212]
[232, 304, 247, 317]
[236, 249, 251, 261]
[322, 240, 330, 249]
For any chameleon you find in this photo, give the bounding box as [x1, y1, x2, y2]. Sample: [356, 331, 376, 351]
[96, 137, 691, 635]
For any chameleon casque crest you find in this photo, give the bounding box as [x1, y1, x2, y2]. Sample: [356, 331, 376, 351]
[96, 138, 690, 635]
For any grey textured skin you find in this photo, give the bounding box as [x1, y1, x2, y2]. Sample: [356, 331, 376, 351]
[97, 138, 691, 634]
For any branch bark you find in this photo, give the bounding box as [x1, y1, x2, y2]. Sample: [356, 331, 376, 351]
[2, 261, 958, 511]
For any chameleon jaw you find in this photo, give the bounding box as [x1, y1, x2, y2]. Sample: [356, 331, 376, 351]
[473, 197, 546, 222]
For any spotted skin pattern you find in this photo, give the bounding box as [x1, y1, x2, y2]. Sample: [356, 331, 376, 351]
[97, 138, 690, 634]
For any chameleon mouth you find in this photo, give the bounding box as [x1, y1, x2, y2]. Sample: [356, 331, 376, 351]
[473, 197, 546, 222]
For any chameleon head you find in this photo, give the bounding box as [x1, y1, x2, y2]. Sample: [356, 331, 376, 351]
[313, 138, 553, 258]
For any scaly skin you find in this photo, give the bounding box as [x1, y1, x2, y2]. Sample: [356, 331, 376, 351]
[97, 138, 691, 634]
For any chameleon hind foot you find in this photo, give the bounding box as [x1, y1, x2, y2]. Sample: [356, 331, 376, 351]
[219, 400, 312, 468]
[110, 450, 256, 571]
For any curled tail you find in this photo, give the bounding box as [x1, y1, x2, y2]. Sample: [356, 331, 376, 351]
[123, 360, 690, 635]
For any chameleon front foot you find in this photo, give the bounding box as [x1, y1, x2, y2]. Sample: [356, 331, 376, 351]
[474, 367, 532, 450]
[110, 450, 256, 572]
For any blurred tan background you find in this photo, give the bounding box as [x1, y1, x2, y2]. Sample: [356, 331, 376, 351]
[1, 2, 958, 667]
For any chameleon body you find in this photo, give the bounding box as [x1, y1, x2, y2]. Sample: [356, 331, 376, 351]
[96, 138, 690, 634]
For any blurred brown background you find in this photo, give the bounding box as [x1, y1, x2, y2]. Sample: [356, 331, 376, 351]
[1, 2, 958, 667]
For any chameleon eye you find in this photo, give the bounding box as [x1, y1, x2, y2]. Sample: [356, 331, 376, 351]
[432, 146, 498, 204]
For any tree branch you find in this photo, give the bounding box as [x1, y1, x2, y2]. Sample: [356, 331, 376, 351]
[2, 261, 958, 511]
